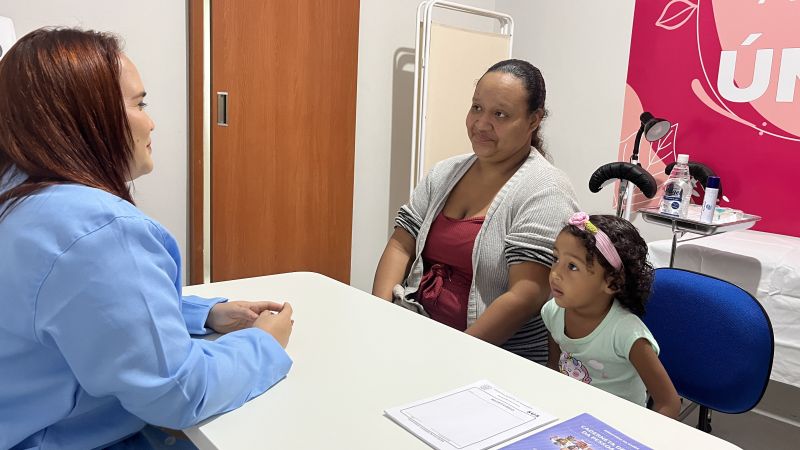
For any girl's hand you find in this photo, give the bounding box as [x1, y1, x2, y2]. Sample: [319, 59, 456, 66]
[206, 300, 284, 334]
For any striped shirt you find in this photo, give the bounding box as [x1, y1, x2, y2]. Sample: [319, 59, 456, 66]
[393, 150, 579, 363]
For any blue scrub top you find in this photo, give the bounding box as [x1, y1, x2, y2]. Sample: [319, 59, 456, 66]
[0, 169, 292, 449]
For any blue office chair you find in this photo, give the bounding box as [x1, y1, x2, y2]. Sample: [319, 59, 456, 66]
[642, 268, 774, 432]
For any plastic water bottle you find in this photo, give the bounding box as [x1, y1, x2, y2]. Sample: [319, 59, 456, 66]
[659, 154, 692, 218]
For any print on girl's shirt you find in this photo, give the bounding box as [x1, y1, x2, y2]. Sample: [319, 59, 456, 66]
[587, 359, 609, 379]
[559, 352, 592, 384]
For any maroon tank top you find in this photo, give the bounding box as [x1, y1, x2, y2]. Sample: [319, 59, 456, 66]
[419, 211, 485, 331]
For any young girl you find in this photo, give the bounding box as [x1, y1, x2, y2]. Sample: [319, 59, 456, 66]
[541, 212, 680, 418]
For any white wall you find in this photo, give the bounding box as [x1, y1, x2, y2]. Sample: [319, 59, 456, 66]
[2, 0, 671, 293]
[495, 0, 671, 243]
[0, 0, 189, 278]
[350, 0, 497, 292]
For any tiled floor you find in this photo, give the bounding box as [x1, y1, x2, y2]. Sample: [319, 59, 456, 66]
[681, 408, 800, 450]
[679, 381, 800, 449]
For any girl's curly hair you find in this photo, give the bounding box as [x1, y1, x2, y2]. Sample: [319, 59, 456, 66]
[562, 215, 654, 316]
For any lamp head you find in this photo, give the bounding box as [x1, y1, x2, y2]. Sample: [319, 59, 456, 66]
[640, 111, 671, 142]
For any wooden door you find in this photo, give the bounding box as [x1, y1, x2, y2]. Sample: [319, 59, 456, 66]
[209, 0, 359, 282]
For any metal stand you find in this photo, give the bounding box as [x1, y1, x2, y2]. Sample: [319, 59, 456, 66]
[640, 208, 762, 269]
[698, 406, 713, 433]
[669, 221, 685, 268]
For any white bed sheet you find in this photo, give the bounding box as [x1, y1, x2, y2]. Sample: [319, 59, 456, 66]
[648, 230, 800, 389]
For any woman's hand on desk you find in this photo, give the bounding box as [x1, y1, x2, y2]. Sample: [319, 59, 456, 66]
[207, 300, 284, 334]
[254, 303, 294, 348]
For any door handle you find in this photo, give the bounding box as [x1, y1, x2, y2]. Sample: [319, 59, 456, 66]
[217, 92, 228, 126]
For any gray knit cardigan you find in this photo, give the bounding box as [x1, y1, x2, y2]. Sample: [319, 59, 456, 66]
[393, 150, 579, 363]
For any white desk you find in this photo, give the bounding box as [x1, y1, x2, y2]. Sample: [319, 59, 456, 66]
[183, 272, 739, 449]
[649, 230, 800, 389]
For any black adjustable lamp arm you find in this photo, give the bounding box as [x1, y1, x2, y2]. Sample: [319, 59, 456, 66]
[632, 111, 659, 164]
[631, 124, 645, 164]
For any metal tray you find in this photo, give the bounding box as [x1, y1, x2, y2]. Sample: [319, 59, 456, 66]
[638, 208, 761, 236]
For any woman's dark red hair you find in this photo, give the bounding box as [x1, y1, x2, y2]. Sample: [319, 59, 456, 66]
[0, 27, 134, 218]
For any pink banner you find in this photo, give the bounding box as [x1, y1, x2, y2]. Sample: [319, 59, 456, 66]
[620, 0, 800, 236]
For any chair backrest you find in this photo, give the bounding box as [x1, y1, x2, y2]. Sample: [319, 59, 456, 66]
[642, 268, 774, 414]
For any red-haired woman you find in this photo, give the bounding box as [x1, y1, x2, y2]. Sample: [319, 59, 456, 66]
[0, 28, 293, 449]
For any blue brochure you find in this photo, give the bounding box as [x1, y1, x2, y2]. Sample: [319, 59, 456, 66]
[499, 413, 651, 450]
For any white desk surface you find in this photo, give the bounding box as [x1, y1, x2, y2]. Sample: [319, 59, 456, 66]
[183, 272, 739, 449]
[649, 230, 800, 388]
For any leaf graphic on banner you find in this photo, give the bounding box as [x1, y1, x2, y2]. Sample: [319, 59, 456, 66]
[648, 122, 678, 168]
[655, 0, 698, 31]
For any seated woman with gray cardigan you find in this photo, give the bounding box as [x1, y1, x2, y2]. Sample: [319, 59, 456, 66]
[372, 59, 578, 363]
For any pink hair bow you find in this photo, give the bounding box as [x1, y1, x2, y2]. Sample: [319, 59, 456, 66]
[568, 212, 592, 230]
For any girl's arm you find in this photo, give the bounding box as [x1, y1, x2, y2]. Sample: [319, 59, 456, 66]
[629, 338, 681, 419]
[372, 228, 416, 301]
[465, 261, 550, 345]
[547, 334, 560, 370]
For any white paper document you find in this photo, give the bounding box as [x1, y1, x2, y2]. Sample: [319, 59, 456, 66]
[385, 380, 556, 450]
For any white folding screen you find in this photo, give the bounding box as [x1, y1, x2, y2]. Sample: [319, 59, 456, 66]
[412, 1, 513, 190]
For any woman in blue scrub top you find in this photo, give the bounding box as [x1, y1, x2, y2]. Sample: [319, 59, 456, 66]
[0, 28, 294, 449]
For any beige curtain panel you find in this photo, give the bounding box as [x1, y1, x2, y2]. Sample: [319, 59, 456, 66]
[421, 23, 511, 178]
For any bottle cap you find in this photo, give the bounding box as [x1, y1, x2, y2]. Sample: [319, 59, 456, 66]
[706, 176, 720, 189]
[676, 154, 689, 164]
